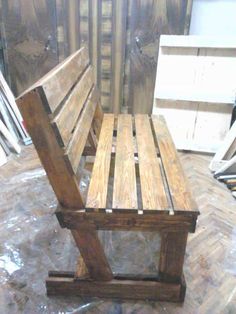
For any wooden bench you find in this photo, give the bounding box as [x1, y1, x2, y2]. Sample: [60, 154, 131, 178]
[17, 47, 199, 302]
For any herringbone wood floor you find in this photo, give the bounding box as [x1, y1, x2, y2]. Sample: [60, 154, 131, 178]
[1, 146, 236, 313]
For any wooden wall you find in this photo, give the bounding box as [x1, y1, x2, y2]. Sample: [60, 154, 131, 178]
[0, 0, 192, 113]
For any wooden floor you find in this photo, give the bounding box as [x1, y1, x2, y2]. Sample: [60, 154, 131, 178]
[1, 146, 236, 313]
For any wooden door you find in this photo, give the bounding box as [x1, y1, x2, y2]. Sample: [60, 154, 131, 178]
[128, 0, 192, 114]
[1, 0, 58, 95]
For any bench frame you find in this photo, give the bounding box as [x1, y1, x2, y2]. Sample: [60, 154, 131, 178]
[17, 47, 199, 302]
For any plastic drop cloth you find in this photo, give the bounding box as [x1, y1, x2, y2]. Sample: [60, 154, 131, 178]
[1, 149, 236, 313]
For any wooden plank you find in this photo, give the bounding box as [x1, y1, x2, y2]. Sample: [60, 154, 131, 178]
[152, 115, 198, 214]
[1, 0, 58, 96]
[46, 272, 185, 302]
[160, 35, 236, 49]
[58, 209, 198, 233]
[0, 119, 21, 154]
[0, 144, 7, 167]
[159, 231, 188, 283]
[16, 90, 84, 208]
[111, 0, 127, 113]
[135, 114, 168, 212]
[112, 114, 137, 210]
[65, 87, 99, 173]
[209, 121, 236, 172]
[52, 66, 94, 146]
[89, 0, 98, 84]
[19, 47, 89, 113]
[86, 114, 114, 209]
[71, 227, 113, 281]
[128, 0, 191, 114]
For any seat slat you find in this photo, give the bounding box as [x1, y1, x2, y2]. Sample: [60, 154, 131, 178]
[135, 114, 169, 212]
[22, 47, 89, 113]
[65, 87, 99, 173]
[112, 114, 137, 211]
[86, 114, 114, 209]
[152, 115, 199, 214]
[52, 66, 94, 146]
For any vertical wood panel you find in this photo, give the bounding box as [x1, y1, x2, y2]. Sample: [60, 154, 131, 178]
[128, 0, 192, 114]
[111, 0, 127, 114]
[1, 0, 58, 95]
[89, 0, 98, 83]
[2, 0, 192, 108]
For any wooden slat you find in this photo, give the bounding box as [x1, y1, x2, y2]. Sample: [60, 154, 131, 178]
[152, 115, 199, 214]
[52, 66, 94, 146]
[112, 114, 137, 210]
[20, 47, 89, 113]
[16, 90, 84, 209]
[86, 114, 114, 209]
[135, 114, 168, 212]
[65, 87, 99, 173]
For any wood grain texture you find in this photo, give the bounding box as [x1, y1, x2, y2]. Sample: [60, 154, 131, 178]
[86, 114, 114, 209]
[52, 66, 94, 146]
[1, 0, 58, 95]
[16, 90, 84, 208]
[20, 47, 89, 113]
[159, 231, 188, 283]
[112, 114, 137, 210]
[128, 0, 192, 114]
[152, 115, 198, 214]
[65, 87, 99, 173]
[71, 227, 113, 281]
[135, 114, 168, 211]
[46, 272, 185, 301]
[111, 0, 127, 113]
[58, 209, 197, 233]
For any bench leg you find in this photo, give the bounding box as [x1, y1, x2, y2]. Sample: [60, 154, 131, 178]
[159, 231, 188, 283]
[71, 226, 113, 281]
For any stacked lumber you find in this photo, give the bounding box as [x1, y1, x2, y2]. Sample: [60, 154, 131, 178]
[209, 120, 236, 198]
[0, 72, 31, 166]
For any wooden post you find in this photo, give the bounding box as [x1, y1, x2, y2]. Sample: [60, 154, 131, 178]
[159, 231, 188, 283]
[71, 226, 113, 281]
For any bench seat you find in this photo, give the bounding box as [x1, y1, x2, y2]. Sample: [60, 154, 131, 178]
[85, 113, 198, 216]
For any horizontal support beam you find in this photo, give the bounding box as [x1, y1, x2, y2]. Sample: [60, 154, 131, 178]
[56, 209, 198, 233]
[46, 271, 186, 302]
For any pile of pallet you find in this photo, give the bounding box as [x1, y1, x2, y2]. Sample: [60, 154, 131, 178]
[0, 72, 31, 166]
[209, 119, 236, 198]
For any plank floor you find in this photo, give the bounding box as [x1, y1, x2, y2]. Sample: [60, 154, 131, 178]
[0, 146, 236, 313]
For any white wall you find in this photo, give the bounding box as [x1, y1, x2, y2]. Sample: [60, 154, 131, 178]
[190, 0, 236, 35]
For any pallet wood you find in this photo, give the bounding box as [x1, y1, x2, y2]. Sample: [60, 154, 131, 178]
[209, 120, 236, 172]
[46, 271, 186, 302]
[135, 114, 168, 211]
[152, 115, 198, 214]
[112, 114, 137, 210]
[86, 114, 114, 209]
[17, 47, 199, 302]
[52, 66, 94, 146]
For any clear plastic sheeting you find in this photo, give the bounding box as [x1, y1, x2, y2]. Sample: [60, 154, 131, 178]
[1, 147, 236, 313]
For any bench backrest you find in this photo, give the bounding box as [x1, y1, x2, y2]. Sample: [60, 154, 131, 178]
[16, 48, 103, 209]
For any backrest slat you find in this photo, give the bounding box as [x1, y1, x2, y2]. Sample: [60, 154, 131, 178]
[52, 65, 94, 147]
[16, 47, 103, 209]
[20, 47, 89, 113]
[65, 86, 100, 173]
[17, 90, 84, 209]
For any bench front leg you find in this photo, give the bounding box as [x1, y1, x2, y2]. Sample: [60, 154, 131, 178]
[159, 231, 188, 283]
[71, 226, 113, 281]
